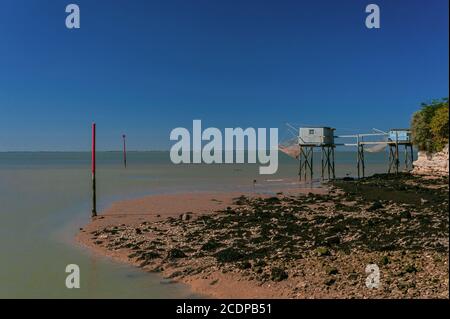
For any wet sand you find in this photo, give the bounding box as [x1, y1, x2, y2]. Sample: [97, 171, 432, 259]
[76, 188, 327, 298]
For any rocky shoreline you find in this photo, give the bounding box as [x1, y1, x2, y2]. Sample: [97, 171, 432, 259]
[78, 174, 449, 298]
[413, 145, 449, 177]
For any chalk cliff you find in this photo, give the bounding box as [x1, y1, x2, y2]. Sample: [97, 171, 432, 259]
[412, 144, 449, 176]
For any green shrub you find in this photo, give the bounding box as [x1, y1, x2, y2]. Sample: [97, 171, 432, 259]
[430, 105, 449, 151]
[411, 98, 449, 152]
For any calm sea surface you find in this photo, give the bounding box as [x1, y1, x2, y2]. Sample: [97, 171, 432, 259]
[0, 151, 413, 298]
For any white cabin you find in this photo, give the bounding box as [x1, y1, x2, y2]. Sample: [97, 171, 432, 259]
[299, 127, 335, 145]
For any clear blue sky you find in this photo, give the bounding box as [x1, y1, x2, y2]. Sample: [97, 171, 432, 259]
[0, 0, 448, 151]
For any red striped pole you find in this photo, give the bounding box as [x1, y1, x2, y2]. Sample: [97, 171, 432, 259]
[91, 123, 97, 217]
[122, 134, 127, 168]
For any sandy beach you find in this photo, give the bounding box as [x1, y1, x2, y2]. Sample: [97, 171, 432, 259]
[77, 174, 449, 299]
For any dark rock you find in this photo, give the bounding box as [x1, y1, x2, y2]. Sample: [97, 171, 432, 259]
[397, 280, 414, 290]
[324, 278, 336, 286]
[271, 267, 288, 282]
[137, 251, 160, 261]
[404, 265, 417, 274]
[238, 261, 252, 270]
[325, 235, 340, 245]
[380, 256, 390, 265]
[348, 272, 358, 280]
[139, 260, 152, 268]
[254, 259, 267, 267]
[166, 271, 183, 279]
[215, 248, 245, 263]
[128, 252, 139, 259]
[210, 279, 219, 285]
[167, 248, 187, 259]
[149, 266, 163, 273]
[180, 213, 192, 221]
[201, 240, 223, 252]
[316, 247, 331, 257]
[400, 211, 412, 219]
[266, 197, 280, 203]
[234, 196, 247, 205]
[326, 267, 338, 275]
[254, 267, 263, 274]
[368, 201, 383, 211]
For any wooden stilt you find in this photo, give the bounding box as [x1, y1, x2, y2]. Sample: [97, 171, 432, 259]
[387, 141, 413, 173]
[298, 146, 302, 181]
[404, 144, 408, 170]
[356, 135, 361, 179]
[122, 134, 127, 168]
[331, 146, 336, 179]
[298, 145, 314, 181]
[327, 148, 331, 179]
[360, 144, 365, 178]
[91, 123, 97, 218]
[320, 146, 334, 180]
[298, 144, 335, 182]
[395, 132, 399, 174]
[321, 146, 324, 181]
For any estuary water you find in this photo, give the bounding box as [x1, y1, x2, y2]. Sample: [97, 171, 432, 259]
[0, 151, 410, 298]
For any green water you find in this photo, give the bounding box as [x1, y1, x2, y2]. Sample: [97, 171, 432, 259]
[0, 151, 411, 298]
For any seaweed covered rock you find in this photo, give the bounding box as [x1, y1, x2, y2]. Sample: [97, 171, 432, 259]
[201, 240, 223, 252]
[316, 247, 331, 257]
[167, 248, 187, 259]
[215, 248, 245, 263]
[270, 267, 288, 282]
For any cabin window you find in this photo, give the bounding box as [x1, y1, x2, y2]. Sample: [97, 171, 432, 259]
[309, 129, 315, 135]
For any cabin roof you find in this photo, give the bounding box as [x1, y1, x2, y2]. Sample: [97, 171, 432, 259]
[389, 128, 411, 132]
[300, 126, 335, 130]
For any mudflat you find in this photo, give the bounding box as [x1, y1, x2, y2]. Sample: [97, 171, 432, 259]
[77, 174, 449, 298]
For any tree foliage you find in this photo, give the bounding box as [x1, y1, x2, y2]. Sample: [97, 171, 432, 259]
[411, 98, 449, 153]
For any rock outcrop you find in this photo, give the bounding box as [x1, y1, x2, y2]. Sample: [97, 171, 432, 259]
[412, 144, 449, 176]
